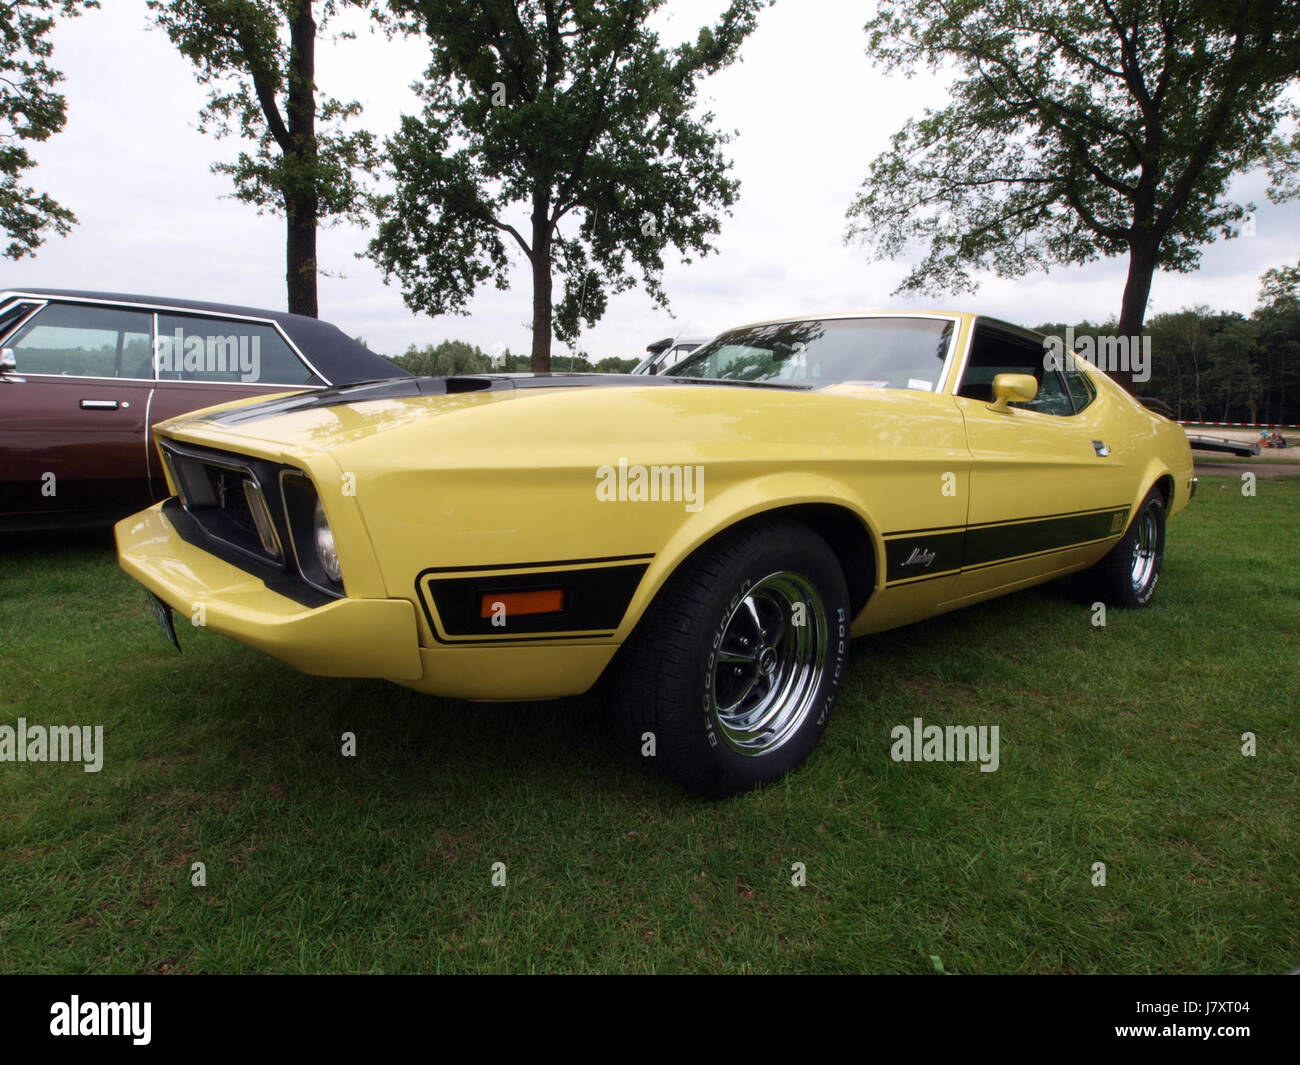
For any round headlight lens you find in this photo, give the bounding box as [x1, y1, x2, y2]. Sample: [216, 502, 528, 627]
[313, 498, 342, 583]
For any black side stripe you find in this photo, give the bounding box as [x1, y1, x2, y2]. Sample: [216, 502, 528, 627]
[885, 531, 965, 583]
[963, 507, 1127, 568]
[883, 505, 1129, 585]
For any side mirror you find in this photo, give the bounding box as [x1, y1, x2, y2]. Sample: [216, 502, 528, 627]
[988, 373, 1038, 412]
[0, 347, 22, 382]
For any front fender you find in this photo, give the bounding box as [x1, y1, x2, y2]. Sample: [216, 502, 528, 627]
[613, 472, 879, 640]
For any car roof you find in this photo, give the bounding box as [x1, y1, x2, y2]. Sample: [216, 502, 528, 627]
[0, 288, 409, 384]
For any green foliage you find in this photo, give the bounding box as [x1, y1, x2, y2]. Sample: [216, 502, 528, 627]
[0, 0, 98, 258]
[147, 1, 379, 225]
[1263, 126, 1300, 205]
[1259, 259, 1300, 309]
[1033, 300, 1300, 424]
[368, 0, 768, 368]
[391, 338, 495, 376]
[389, 338, 638, 376]
[846, 0, 1300, 317]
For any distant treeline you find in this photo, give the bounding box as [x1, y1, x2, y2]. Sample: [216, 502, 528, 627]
[389, 340, 639, 377]
[1034, 299, 1300, 424]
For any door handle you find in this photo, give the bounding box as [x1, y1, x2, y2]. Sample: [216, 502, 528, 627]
[1092, 440, 1110, 457]
[80, 399, 120, 410]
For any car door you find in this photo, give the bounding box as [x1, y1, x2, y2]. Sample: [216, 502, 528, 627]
[0, 300, 155, 522]
[146, 312, 325, 500]
[944, 322, 1135, 606]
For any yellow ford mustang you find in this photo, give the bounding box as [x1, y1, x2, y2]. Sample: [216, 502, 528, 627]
[116, 311, 1194, 796]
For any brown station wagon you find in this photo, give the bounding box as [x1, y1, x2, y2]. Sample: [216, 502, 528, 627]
[0, 289, 407, 530]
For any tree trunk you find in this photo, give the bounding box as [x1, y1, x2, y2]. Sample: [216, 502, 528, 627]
[1188, 335, 1203, 420]
[1265, 347, 1275, 424]
[529, 183, 553, 373]
[286, 200, 318, 318]
[1114, 235, 1158, 392]
[285, 1, 318, 318]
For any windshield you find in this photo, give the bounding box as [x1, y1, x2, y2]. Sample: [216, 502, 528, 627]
[667, 316, 955, 390]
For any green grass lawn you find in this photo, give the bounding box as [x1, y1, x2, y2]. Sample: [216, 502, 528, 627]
[1, 476, 1297, 974]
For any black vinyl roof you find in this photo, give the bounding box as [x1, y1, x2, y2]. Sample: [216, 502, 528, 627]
[1, 288, 409, 385]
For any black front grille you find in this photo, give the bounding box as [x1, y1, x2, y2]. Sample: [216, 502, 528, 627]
[204, 465, 257, 536]
[161, 441, 283, 567]
[158, 439, 342, 602]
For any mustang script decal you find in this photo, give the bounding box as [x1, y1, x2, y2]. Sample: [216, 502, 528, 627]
[901, 546, 938, 569]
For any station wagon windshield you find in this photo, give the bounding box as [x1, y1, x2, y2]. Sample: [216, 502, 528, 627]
[667, 316, 954, 391]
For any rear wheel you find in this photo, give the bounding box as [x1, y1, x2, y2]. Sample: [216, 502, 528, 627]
[1074, 487, 1167, 608]
[614, 519, 850, 797]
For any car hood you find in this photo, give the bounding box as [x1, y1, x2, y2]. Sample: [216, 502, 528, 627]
[156, 373, 815, 457]
[153, 371, 972, 495]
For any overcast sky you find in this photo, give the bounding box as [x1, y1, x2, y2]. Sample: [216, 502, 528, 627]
[1, 0, 1296, 361]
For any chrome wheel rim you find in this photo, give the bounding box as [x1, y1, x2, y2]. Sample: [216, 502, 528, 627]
[710, 571, 828, 757]
[1130, 506, 1158, 593]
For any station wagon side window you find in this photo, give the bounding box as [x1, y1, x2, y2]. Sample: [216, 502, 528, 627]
[155, 313, 323, 386]
[5, 302, 153, 378]
[957, 325, 1075, 416]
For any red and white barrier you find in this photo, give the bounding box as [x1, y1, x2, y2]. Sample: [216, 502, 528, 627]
[1179, 421, 1300, 430]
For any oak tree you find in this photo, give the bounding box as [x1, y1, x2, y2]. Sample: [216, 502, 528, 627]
[148, 0, 381, 316]
[0, 0, 98, 258]
[369, 0, 767, 372]
[845, 0, 1300, 382]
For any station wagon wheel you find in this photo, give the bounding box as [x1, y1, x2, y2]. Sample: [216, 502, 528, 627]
[614, 519, 850, 797]
[1074, 486, 1167, 609]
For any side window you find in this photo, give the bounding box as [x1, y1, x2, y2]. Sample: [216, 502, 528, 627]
[957, 326, 1074, 416]
[7, 303, 152, 378]
[1015, 368, 1073, 416]
[1062, 359, 1095, 411]
[155, 314, 322, 386]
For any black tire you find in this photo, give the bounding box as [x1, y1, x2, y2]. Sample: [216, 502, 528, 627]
[614, 519, 851, 797]
[1074, 487, 1167, 608]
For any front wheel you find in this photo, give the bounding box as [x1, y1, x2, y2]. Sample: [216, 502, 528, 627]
[614, 520, 851, 797]
[1074, 487, 1167, 608]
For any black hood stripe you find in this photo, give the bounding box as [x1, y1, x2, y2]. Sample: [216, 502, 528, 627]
[200, 373, 808, 425]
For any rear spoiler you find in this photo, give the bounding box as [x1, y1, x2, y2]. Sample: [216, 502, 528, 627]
[1136, 395, 1175, 418]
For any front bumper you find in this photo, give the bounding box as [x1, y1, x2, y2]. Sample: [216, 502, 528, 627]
[116, 502, 423, 680]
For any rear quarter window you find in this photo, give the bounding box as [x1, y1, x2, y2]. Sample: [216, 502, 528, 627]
[155, 314, 322, 386]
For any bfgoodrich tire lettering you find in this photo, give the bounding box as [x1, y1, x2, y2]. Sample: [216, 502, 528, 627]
[615, 519, 851, 797]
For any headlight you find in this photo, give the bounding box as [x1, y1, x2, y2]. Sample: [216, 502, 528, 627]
[313, 498, 342, 582]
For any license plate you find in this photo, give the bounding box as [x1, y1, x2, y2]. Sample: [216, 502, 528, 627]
[145, 590, 182, 652]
